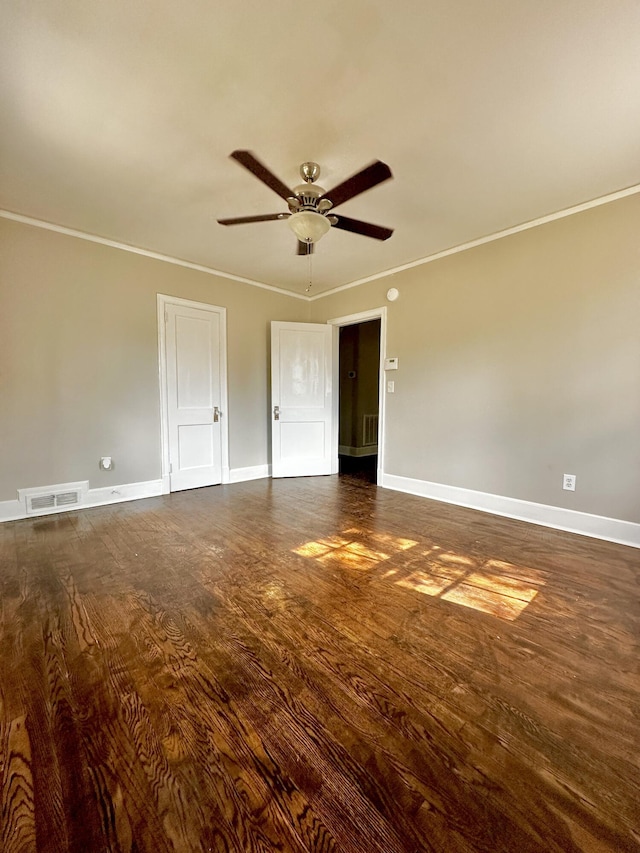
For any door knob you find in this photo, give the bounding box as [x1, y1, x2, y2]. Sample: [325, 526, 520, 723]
[273, 405, 280, 421]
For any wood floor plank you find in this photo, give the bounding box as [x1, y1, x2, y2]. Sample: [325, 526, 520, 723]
[0, 475, 638, 851]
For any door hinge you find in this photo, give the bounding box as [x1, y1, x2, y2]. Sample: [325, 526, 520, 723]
[169, 463, 173, 474]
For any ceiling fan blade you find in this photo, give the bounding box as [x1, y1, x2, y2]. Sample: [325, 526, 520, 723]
[320, 160, 392, 209]
[297, 240, 314, 255]
[217, 213, 288, 225]
[331, 215, 393, 241]
[230, 150, 294, 202]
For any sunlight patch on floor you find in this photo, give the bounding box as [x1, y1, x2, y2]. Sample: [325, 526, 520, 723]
[293, 530, 418, 572]
[293, 531, 546, 621]
[396, 566, 542, 620]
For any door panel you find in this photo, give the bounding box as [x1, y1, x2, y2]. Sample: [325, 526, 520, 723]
[271, 321, 333, 478]
[279, 421, 325, 458]
[175, 315, 215, 408]
[166, 304, 222, 491]
[279, 328, 325, 408]
[178, 424, 214, 470]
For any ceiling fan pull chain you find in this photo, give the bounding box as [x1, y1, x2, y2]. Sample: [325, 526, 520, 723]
[306, 250, 313, 293]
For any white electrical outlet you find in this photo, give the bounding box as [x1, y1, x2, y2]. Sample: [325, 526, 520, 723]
[100, 456, 113, 471]
[563, 474, 576, 491]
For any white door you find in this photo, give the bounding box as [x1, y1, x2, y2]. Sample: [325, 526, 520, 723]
[271, 321, 333, 478]
[165, 303, 223, 491]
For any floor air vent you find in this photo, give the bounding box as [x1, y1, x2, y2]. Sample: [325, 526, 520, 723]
[363, 413, 379, 447]
[18, 481, 89, 516]
[29, 493, 57, 512]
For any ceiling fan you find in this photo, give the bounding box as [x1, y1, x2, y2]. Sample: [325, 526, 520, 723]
[218, 150, 393, 255]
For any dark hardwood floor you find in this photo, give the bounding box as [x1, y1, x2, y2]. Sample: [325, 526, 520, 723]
[0, 475, 638, 852]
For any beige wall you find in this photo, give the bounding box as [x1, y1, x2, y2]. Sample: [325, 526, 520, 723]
[0, 219, 308, 501]
[312, 194, 640, 524]
[3, 194, 639, 525]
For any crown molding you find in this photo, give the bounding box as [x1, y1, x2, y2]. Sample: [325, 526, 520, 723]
[308, 182, 640, 301]
[0, 209, 308, 301]
[4, 179, 640, 305]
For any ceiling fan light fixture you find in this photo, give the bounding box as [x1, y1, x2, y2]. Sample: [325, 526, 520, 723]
[287, 210, 331, 243]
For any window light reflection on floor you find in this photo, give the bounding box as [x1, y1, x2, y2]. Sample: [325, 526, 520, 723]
[292, 532, 546, 621]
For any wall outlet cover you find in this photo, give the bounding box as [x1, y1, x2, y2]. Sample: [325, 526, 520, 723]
[563, 474, 576, 491]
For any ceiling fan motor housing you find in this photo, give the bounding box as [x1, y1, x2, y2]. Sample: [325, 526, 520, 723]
[291, 183, 324, 212]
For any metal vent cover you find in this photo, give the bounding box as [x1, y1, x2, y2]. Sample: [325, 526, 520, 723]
[18, 481, 89, 516]
[363, 413, 379, 447]
[55, 491, 81, 507]
[30, 494, 56, 511]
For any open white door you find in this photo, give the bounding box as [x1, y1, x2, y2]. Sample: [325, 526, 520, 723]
[165, 302, 223, 491]
[271, 321, 333, 478]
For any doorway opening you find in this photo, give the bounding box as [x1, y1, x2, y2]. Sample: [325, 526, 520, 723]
[338, 318, 381, 484]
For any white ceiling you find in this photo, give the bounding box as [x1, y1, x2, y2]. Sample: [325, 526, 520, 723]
[2, 1, 640, 296]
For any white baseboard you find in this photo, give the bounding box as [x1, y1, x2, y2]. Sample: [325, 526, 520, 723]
[0, 498, 25, 522]
[86, 480, 164, 509]
[339, 445, 378, 457]
[229, 464, 271, 483]
[381, 473, 640, 549]
[0, 479, 164, 523]
[0, 467, 271, 523]
[6, 469, 634, 549]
